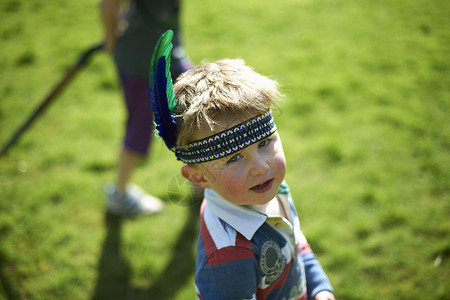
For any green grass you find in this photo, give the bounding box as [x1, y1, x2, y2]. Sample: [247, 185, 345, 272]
[0, 0, 449, 299]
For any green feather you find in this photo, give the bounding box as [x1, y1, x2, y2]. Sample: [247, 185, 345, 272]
[149, 30, 177, 114]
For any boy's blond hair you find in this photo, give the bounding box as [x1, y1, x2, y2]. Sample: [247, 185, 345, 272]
[173, 59, 281, 147]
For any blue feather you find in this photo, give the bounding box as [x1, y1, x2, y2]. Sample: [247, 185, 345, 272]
[148, 30, 178, 150]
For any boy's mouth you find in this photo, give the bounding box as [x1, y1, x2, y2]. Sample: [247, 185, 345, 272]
[250, 179, 273, 193]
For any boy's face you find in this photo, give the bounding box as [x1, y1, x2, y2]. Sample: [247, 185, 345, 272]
[183, 115, 286, 206]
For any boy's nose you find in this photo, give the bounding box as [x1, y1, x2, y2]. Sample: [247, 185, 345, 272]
[249, 153, 270, 177]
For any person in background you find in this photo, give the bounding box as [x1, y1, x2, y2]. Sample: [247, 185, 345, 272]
[100, 0, 192, 216]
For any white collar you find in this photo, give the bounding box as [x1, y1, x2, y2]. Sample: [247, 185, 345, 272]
[204, 188, 268, 240]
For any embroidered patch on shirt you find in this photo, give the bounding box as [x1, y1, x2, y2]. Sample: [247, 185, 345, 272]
[259, 239, 287, 284]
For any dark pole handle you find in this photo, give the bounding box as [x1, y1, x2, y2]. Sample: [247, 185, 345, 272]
[0, 42, 104, 157]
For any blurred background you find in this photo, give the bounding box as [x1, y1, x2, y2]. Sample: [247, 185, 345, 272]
[0, 0, 448, 299]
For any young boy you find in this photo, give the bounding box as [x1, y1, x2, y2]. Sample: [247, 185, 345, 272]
[170, 59, 335, 300]
[149, 30, 334, 299]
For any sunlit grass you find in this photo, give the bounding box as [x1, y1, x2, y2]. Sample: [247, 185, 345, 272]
[1, 0, 449, 299]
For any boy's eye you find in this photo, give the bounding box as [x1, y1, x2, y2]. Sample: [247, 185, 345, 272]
[258, 139, 270, 148]
[227, 153, 242, 163]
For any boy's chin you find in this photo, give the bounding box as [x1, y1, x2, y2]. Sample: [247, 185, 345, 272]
[253, 188, 280, 205]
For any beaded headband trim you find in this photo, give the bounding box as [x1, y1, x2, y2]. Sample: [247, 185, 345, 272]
[175, 110, 277, 164]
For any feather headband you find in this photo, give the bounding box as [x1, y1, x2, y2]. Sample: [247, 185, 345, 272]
[149, 31, 277, 164]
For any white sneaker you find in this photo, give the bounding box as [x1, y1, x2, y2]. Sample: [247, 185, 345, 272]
[105, 183, 164, 216]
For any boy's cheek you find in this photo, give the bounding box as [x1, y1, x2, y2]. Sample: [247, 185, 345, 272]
[209, 172, 244, 196]
[272, 152, 286, 174]
[201, 161, 224, 181]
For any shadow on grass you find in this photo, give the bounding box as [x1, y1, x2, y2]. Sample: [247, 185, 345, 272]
[91, 213, 131, 300]
[91, 201, 200, 300]
[0, 249, 20, 299]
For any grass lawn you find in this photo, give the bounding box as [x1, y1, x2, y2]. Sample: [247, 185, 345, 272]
[0, 0, 449, 299]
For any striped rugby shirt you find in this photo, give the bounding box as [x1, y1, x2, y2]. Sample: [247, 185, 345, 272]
[195, 182, 333, 299]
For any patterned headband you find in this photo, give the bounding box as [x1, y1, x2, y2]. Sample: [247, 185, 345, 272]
[175, 110, 277, 164]
[148, 31, 276, 164]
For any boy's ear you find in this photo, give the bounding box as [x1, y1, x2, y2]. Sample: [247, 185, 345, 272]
[181, 165, 211, 189]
